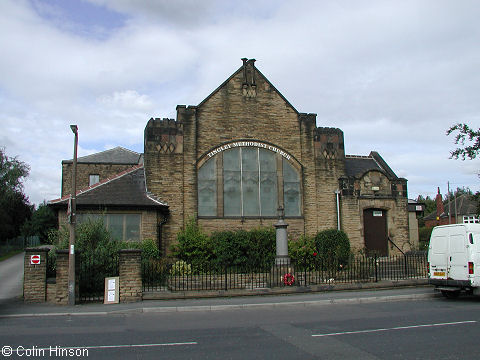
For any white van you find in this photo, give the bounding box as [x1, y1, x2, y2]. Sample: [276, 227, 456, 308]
[428, 224, 480, 298]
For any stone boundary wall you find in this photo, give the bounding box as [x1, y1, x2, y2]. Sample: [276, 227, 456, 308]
[24, 249, 144, 304]
[23, 248, 49, 303]
[54, 250, 80, 305]
[119, 249, 142, 302]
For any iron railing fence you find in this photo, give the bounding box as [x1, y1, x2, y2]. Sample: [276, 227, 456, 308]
[78, 253, 119, 302]
[142, 253, 428, 292]
[0, 236, 40, 256]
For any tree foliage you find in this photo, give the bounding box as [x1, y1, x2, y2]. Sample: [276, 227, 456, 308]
[447, 123, 480, 160]
[21, 202, 57, 243]
[0, 148, 32, 242]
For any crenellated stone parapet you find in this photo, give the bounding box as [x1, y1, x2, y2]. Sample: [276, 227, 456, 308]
[314, 127, 345, 160]
[144, 117, 184, 154]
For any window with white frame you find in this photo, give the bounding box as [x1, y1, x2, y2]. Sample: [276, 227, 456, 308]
[198, 146, 301, 217]
[463, 215, 479, 224]
[89, 174, 100, 186]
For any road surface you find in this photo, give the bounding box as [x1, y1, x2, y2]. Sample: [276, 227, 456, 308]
[1, 292, 480, 359]
[0, 252, 23, 302]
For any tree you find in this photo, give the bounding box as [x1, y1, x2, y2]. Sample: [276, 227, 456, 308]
[445, 187, 473, 201]
[22, 202, 57, 243]
[416, 195, 436, 215]
[0, 148, 32, 242]
[446, 123, 480, 160]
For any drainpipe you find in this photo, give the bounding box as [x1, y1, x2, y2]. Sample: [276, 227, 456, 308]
[335, 189, 341, 231]
[157, 212, 169, 256]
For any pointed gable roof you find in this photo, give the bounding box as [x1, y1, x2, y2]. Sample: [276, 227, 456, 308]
[197, 58, 299, 114]
[62, 146, 142, 165]
[344, 151, 399, 180]
[49, 165, 167, 209]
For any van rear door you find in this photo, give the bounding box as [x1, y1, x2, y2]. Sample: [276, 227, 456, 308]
[429, 229, 448, 280]
[471, 233, 480, 287]
[448, 232, 468, 280]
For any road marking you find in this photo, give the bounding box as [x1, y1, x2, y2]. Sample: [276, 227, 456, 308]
[312, 320, 477, 337]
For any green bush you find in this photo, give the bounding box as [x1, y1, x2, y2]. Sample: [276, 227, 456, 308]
[140, 238, 160, 259]
[210, 227, 275, 268]
[171, 217, 214, 270]
[288, 235, 317, 269]
[247, 227, 276, 266]
[314, 229, 351, 267]
[418, 226, 434, 251]
[169, 260, 192, 275]
[48, 218, 119, 270]
[170, 217, 276, 270]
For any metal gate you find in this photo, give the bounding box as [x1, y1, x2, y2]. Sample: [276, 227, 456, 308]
[78, 253, 119, 302]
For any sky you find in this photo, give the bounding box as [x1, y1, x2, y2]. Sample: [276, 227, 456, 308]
[1, 0, 479, 206]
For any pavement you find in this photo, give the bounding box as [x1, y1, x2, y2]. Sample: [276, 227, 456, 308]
[0, 281, 439, 318]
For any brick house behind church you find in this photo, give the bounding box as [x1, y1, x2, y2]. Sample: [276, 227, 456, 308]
[50, 59, 412, 256]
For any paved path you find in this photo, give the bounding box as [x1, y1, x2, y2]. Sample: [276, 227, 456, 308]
[0, 285, 437, 318]
[0, 252, 24, 301]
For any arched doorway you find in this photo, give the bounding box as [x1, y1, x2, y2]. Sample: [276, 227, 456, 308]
[363, 208, 388, 256]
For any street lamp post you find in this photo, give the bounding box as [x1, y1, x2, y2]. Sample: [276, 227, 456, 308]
[68, 125, 78, 306]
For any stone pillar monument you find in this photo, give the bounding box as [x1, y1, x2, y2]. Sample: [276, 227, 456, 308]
[270, 207, 294, 287]
[274, 207, 290, 265]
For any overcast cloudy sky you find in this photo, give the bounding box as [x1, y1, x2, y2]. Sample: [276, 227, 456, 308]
[1, 0, 479, 206]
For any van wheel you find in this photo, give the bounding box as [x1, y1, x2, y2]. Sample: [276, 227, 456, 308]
[441, 290, 460, 299]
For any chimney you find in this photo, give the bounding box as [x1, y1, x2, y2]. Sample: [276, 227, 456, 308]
[435, 187, 445, 221]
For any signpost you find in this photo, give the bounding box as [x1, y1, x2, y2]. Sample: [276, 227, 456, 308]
[30, 255, 41, 265]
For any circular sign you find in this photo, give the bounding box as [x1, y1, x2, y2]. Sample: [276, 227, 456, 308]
[30, 255, 41, 265]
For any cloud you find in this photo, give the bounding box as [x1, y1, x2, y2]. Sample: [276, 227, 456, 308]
[98, 90, 153, 110]
[0, 0, 479, 205]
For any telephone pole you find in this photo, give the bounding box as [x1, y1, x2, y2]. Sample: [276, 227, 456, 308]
[68, 125, 78, 305]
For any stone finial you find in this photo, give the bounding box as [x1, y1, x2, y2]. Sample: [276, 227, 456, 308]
[242, 58, 257, 98]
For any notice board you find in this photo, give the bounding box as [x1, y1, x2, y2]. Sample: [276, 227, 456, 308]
[104, 276, 119, 304]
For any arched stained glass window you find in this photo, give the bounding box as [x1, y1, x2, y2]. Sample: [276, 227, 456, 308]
[198, 146, 301, 217]
[283, 158, 300, 217]
[198, 157, 217, 216]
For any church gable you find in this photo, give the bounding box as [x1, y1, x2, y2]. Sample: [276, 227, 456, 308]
[194, 59, 302, 160]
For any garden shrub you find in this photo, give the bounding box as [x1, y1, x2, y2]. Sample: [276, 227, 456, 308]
[47, 219, 120, 276]
[247, 227, 276, 266]
[170, 218, 276, 270]
[170, 217, 214, 270]
[418, 226, 433, 251]
[210, 227, 276, 268]
[288, 235, 317, 269]
[210, 230, 242, 267]
[314, 229, 351, 267]
[169, 260, 192, 276]
[139, 238, 160, 259]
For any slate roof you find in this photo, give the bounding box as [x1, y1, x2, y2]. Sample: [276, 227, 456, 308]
[62, 146, 143, 165]
[49, 165, 167, 209]
[424, 194, 478, 220]
[344, 152, 399, 179]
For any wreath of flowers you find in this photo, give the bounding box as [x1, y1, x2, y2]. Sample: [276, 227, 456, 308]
[283, 273, 295, 286]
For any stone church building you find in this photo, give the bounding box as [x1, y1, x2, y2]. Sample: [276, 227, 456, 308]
[50, 59, 411, 256]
